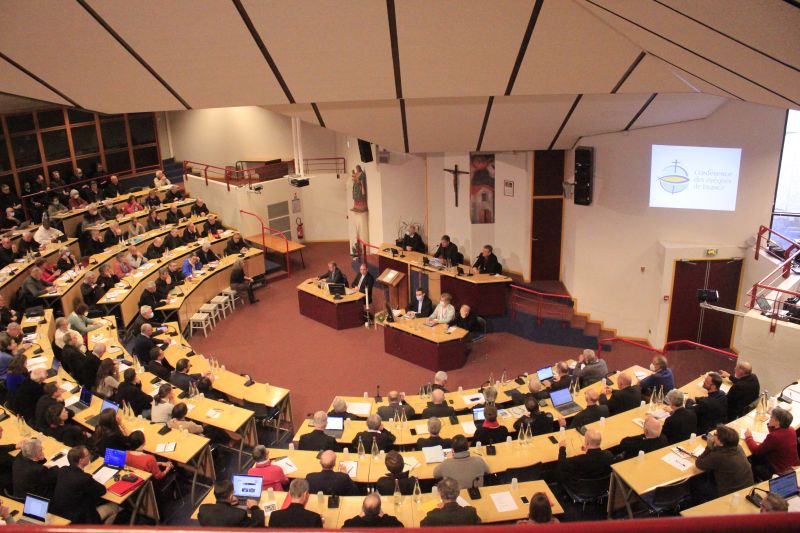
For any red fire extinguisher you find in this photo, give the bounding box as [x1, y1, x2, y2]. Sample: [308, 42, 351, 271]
[296, 217, 304, 240]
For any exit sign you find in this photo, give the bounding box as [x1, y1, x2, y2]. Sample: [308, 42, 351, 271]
[706, 248, 719, 256]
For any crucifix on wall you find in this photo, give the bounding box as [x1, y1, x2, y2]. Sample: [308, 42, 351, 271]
[443, 164, 469, 207]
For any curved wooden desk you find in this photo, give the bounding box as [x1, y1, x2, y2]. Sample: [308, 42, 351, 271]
[297, 277, 366, 330]
[382, 317, 468, 371]
[0, 238, 80, 304]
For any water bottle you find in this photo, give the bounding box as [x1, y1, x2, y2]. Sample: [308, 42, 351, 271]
[357, 437, 365, 459]
[599, 417, 606, 429]
[371, 437, 380, 460]
[288, 442, 295, 451]
[511, 477, 519, 490]
[637, 450, 645, 463]
[393, 479, 402, 505]
[343, 447, 349, 456]
[432, 486, 438, 499]
[500, 369, 507, 384]
[475, 441, 482, 453]
[413, 479, 422, 503]
[266, 487, 274, 501]
[317, 491, 324, 507]
[506, 435, 512, 444]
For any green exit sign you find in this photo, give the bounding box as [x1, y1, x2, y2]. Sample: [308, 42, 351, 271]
[706, 248, 719, 256]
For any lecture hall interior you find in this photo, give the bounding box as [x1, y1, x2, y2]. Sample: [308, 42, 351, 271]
[0, 1, 798, 531]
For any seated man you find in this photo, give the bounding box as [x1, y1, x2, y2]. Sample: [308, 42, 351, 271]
[305, 450, 358, 496]
[197, 242, 219, 264]
[617, 416, 668, 460]
[421, 389, 455, 418]
[688, 372, 728, 435]
[396, 224, 425, 253]
[198, 479, 264, 527]
[574, 349, 608, 387]
[248, 445, 288, 491]
[164, 204, 185, 225]
[449, 304, 482, 341]
[163, 227, 183, 250]
[182, 253, 202, 278]
[428, 292, 455, 324]
[50, 445, 119, 524]
[639, 355, 675, 397]
[351, 414, 396, 452]
[12, 438, 58, 499]
[327, 397, 361, 420]
[132, 323, 164, 364]
[543, 361, 572, 391]
[191, 198, 210, 216]
[298, 411, 337, 452]
[431, 370, 449, 392]
[599, 372, 642, 415]
[557, 429, 614, 493]
[472, 404, 508, 445]
[115, 369, 153, 416]
[204, 213, 224, 238]
[318, 260, 347, 285]
[557, 389, 609, 430]
[433, 434, 490, 489]
[513, 397, 555, 437]
[406, 287, 433, 317]
[376, 390, 415, 421]
[138, 281, 162, 310]
[472, 244, 501, 274]
[350, 263, 374, 303]
[267, 479, 322, 528]
[376, 450, 418, 496]
[342, 492, 403, 528]
[720, 361, 760, 421]
[662, 389, 698, 444]
[225, 232, 248, 255]
[169, 357, 205, 392]
[416, 417, 453, 450]
[164, 184, 184, 203]
[433, 234, 459, 265]
[695, 425, 754, 499]
[144, 346, 173, 382]
[421, 477, 481, 526]
[744, 406, 799, 481]
[145, 236, 167, 259]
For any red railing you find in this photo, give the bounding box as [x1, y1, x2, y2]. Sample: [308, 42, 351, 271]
[597, 336, 662, 354]
[745, 225, 800, 326]
[184, 160, 293, 191]
[754, 224, 798, 264]
[598, 337, 738, 359]
[509, 284, 574, 325]
[302, 157, 346, 175]
[356, 237, 381, 265]
[240, 210, 293, 275]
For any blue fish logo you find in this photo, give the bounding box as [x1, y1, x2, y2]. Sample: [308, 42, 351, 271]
[657, 160, 690, 194]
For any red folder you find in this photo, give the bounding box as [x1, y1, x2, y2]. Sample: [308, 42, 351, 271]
[108, 475, 145, 496]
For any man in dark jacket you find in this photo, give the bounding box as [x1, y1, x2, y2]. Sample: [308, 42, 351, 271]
[662, 389, 698, 444]
[617, 416, 669, 460]
[376, 390, 415, 422]
[8, 368, 46, 423]
[50, 445, 119, 524]
[556, 428, 614, 493]
[599, 372, 642, 415]
[689, 372, 728, 434]
[144, 346, 173, 382]
[513, 397, 555, 436]
[268, 479, 322, 528]
[406, 287, 434, 317]
[720, 361, 760, 421]
[116, 369, 153, 415]
[351, 414, 396, 452]
[397, 225, 425, 253]
[350, 263, 374, 303]
[472, 244, 501, 274]
[305, 450, 358, 496]
[131, 323, 161, 364]
[298, 411, 338, 452]
[695, 425, 754, 499]
[198, 479, 264, 527]
[35, 383, 66, 429]
[318, 261, 347, 286]
[432, 235, 459, 266]
[342, 493, 404, 527]
[420, 477, 481, 526]
[416, 417, 453, 450]
[449, 304, 482, 341]
[558, 389, 610, 430]
[12, 438, 58, 499]
[420, 389, 455, 419]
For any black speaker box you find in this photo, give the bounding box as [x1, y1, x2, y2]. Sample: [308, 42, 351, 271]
[574, 146, 594, 206]
[358, 139, 373, 163]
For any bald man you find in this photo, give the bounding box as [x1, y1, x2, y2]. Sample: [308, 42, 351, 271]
[599, 372, 642, 415]
[720, 361, 760, 421]
[305, 450, 358, 496]
[342, 492, 404, 528]
[618, 416, 668, 460]
[557, 428, 614, 493]
[421, 389, 455, 418]
[557, 389, 609, 430]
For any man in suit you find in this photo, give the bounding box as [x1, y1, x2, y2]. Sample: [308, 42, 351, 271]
[169, 357, 205, 392]
[138, 282, 162, 311]
[544, 361, 572, 391]
[132, 323, 162, 364]
[376, 390, 415, 421]
[420, 477, 481, 526]
[406, 287, 434, 317]
[268, 479, 322, 528]
[397, 224, 426, 253]
[12, 438, 58, 499]
[145, 236, 168, 260]
[421, 389, 455, 419]
[79, 343, 104, 390]
[662, 389, 698, 444]
[327, 397, 361, 421]
[342, 492, 404, 528]
[204, 213, 224, 238]
[351, 263, 374, 302]
[376, 451, 418, 496]
[164, 184, 184, 203]
[298, 411, 337, 452]
[720, 361, 760, 421]
[318, 261, 347, 286]
[599, 372, 642, 415]
[416, 417, 453, 450]
[639, 355, 676, 397]
[617, 416, 669, 460]
[305, 450, 358, 496]
[225, 232, 248, 255]
[351, 413, 396, 452]
[431, 370, 449, 392]
[449, 304, 482, 341]
[124, 305, 159, 345]
[472, 244, 501, 274]
[513, 397, 555, 437]
[7, 368, 46, 423]
[557, 389, 609, 430]
[556, 429, 614, 493]
[198, 479, 264, 527]
[689, 372, 728, 434]
[50, 445, 119, 524]
[60, 331, 87, 379]
[116, 368, 153, 416]
[433, 234, 459, 265]
[144, 346, 173, 382]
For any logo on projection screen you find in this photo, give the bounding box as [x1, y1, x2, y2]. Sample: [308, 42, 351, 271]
[657, 160, 690, 194]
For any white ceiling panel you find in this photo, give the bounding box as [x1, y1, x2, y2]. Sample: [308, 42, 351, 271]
[264, 104, 319, 125]
[87, 0, 287, 109]
[395, 0, 533, 99]
[631, 93, 727, 130]
[481, 95, 578, 151]
[0, 0, 182, 112]
[0, 58, 70, 107]
[242, 0, 395, 103]
[317, 100, 404, 153]
[405, 97, 487, 153]
[513, 0, 642, 95]
[617, 54, 696, 94]
[0, 93, 58, 115]
[552, 93, 651, 149]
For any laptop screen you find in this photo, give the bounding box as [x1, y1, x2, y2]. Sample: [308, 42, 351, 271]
[755, 296, 771, 312]
[326, 416, 344, 431]
[101, 399, 119, 413]
[23, 494, 49, 520]
[472, 407, 485, 421]
[769, 472, 799, 498]
[232, 475, 263, 499]
[536, 366, 554, 381]
[79, 387, 93, 405]
[104, 448, 127, 468]
[549, 388, 573, 407]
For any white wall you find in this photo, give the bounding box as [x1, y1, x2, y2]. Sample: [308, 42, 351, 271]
[378, 152, 427, 246]
[561, 101, 787, 346]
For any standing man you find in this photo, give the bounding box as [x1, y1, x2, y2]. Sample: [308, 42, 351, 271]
[433, 235, 459, 265]
[351, 263, 374, 302]
[472, 244, 501, 274]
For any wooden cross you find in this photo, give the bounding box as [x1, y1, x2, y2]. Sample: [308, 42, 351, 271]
[443, 164, 469, 207]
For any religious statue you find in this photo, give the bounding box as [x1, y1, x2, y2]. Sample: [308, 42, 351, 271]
[351, 165, 368, 212]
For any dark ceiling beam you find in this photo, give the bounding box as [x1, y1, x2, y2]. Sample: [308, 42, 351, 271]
[611, 51, 646, 93]
[399, 98, 409, 153]
[505, 0, 544, 95]
[476, 96, 494, 151]
[310, 103, 325, 128]
[386, 0, 403, 99]
[548, 94, 582, 150]
[624, 93, 658, 130]
[0, 52, 82, 108]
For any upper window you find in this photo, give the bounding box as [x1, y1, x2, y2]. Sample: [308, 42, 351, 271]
[771, 110, 800, 240]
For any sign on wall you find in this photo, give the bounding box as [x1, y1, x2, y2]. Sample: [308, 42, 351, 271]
[470, 153, 495, 224]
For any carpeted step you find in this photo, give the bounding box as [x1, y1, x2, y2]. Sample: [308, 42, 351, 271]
[265, 258, 283, 275]
[490, 311, 600, 350]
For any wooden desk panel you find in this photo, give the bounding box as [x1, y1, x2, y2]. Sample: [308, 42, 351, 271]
[383, 323, 467, 371]
[297, 279, 366, 330]
[681, 468, 800, 517]
[440, 274, 509, 316]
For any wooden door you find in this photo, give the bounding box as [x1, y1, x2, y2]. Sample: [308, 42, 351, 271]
[530, 150, 564, 281]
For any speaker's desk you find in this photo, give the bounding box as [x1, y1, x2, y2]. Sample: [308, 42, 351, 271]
[296, 278, 365, 330]
[376, 244, 511, 316]
[381, 316, 468, 371]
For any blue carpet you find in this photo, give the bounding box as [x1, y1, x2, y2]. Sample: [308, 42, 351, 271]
[491, 311, 602, 351]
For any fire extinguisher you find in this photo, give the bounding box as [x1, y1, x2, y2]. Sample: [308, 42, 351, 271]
[296, 217, 304, 240]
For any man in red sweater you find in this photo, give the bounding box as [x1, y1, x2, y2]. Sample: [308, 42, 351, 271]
[745, 407, 799, 481]
[247, 445, 288, 491]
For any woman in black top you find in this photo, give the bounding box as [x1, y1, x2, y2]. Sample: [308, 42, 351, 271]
[88, 408, 133, 456]
[145, 209, 162, 231]
[43, 404, 87, 446]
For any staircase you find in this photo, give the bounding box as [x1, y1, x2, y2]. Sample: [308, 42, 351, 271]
[162, 158, 185, 182]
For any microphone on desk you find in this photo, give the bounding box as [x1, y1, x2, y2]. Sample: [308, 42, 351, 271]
[375, 385, 382, 402]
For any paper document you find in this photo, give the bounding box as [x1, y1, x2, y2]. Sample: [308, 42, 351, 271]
[498, 409, 511, 420]
[631, 418, 645, 428]
[461, 421, 477, 434]
[384, 270, 398, 282]
[422, 445, 445, 464]
[403, 456, 420, 472]
[64, 396, 80, 407]
[661, 451, 693, 471]
[340, 461, 359, 478]
[205, 408, 222, 419]
[414, 424, 429, 435]
[107, 345, 122, 353]
[650, 408, 669, 420]
[274, 457, 298, 475]
[742, 430, 767, 443]
[48, 451, 70, 468]
[25, 356, 48, 368]
[462, 393, 484, 406]
[155, 442, 177, 453]
[348, 402, 372, 417]
[93, 466, 118, 485]
[720, 383, 732, 393]
[456, 496, 470, 507]
[634, 371, 648, 380]
[185, 404, 196, 412]
[59, 382, 75, 391]
[490, 491, 519, 513]
[22, 334, 37, 343]
[506, 405, 527, 418]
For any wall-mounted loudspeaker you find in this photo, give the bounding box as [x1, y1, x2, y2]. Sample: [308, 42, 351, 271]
[358, 139, 373, 163]
[377, 149, 390, 164]
[574, 146, 594, 206]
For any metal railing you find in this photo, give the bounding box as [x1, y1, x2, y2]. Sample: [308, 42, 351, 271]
[745, 225, 800, 328]
[509, 284, 574, 325]
[240, 209, 294, 275]
[187, 157, 346, 192]
[598, 337, 738, 359]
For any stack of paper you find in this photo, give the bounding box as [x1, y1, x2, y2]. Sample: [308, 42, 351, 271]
[634, 371, 648, 380]
[348, 402, 372, 417]
[340, 461, 358, 478]
[461, 421, 477, 434]
[205, 408, 222, 419]
[25, 356, 48, 371]
[92, 466, 118, 484]
[156, 442, 177, 453]
[422, 445, 445, 464]
[462, 393, 484, 406]
[490, 491, 519, 513]
[414, 424, 429, 435]
[274, 457, 298, 475]
[403, 456, 420, 472]
[661, 451, 693, 471]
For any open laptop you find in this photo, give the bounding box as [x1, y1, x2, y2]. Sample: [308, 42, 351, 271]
[232, 474, 263, 507]
[17, 494, 49, 525]
[769, 471, 799, 500]
[104, 448, 127, 469]
[85, 398, 119, 427]
[536, 366, 554, 382]
[755, 296, 772, 314]
[324, 416, 344, 438]
[67, 387, 94, 415]
[472, 407, 485, 422]
[549, 387, 582, 416]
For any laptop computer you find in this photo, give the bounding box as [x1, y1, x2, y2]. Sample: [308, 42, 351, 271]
[67, 387, 94, 415]
[232, 474, 263, 507]
[549, 387, 582, 416]
[472, 407, 485, 422]
[17, 494, 49, 525]
[85, 398, 119, 427]
[536, 366, 554, 382]
[755, 296, 772, 314]
[769, 471, 799, 500]
[104, 448, 127, 469]
[324, 416, 344, 438]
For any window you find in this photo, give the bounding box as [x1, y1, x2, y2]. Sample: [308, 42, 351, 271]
[771, 110, 800, 240]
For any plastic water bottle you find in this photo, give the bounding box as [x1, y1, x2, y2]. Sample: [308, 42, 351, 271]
[288, 443, 295, 451]
[393, 479, 402, 505]
[317, 491, 324, 507]
[506, 435, 512, 444]
[267, 487, 274, 501]
[599, 417, 606, 429]
[511, 477, 518, 490]
[637, 450, 645, 463]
